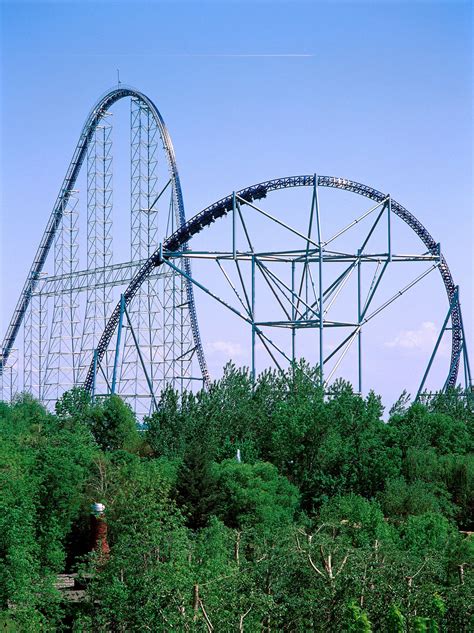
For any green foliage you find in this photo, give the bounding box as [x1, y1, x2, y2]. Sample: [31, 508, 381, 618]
[379, 476, 455, 519]
[211, 459, 300, 531]
[86, 395, 141, 452]
[57, 389, 141, 452]
[1, 366, 473, 630]
[346, 600, 372, 631]
[175, 444, 219, 529]
[388, 400, 472, 456]
[400, 512, 452, 556]
[55, 387, 92, 425]
[0, 393, 97, 627]
[145, 386, 189, 457]
[386, 604, 405, 632]
[84, 458, 191, 630]
[319, 494, 393, 548]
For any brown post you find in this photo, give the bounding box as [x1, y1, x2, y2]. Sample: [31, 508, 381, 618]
[90, 502, 110, 560]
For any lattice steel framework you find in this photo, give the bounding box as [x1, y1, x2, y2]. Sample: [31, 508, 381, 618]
[42, 191, 81, 401]
[162, 248, 194, 393]
[0, 86, 208, 408]
[0, 349, 18, 403]
[0, 86, 470, 408]
[118, 98, 195, 415]
[24, 286, 48, 399]
[79, 117, 114, 391]
[85, 175, 472, 403]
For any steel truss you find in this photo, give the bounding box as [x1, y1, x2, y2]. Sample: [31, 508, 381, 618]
[29, 259, 168, 297]
[418, 287, 472, 398]
[43, 191, 81, 401]
[118, 98, 195, 416]
[122, 97, 161, 400]
[161, 192, 442, 391]
[0, 348, 18, 403]
[0, 86, 469, 408]
[86, 175, 471, 401]
[0, 86, 208, 408]
[24, 287, 48, 399]
[78, 116, 114, 391]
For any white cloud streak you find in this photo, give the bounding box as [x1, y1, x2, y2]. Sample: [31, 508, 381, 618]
[206, 340, 246, 358]
[385, 321, 448, 356]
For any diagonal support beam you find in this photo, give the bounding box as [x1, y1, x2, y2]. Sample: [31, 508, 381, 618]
[323, 197, 389, 247]
[236, 194, 321, 248]
[123, 304, 158, 411]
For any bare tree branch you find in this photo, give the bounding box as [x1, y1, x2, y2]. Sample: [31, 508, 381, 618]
[336, 552, 350, 577]
[239, 607, 252, 632]
[199, 599, 214, 632]
[307, 552, 326, 579]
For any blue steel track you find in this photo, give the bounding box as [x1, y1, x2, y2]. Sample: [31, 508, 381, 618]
[84, 175, 462, 392]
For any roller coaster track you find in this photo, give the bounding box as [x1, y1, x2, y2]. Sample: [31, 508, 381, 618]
[0, 85, 209, 385]
[85, 174, 463, 392]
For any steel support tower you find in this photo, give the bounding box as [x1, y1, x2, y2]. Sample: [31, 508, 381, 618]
[0, 86, 208, 412]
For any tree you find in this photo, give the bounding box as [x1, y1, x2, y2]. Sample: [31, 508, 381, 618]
[211, 459, 300, 532]
[175, 444, 219, 530]
[84, 459, 192, 630]
[87, 395, 140, 453]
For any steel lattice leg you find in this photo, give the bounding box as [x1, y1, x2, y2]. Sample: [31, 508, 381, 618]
[24, 282, 48, 400]
[80, 117, 114, 386]
[43, 193, 80, 402]
[0, 348, 18, 403]
[120, 99, 162, 415]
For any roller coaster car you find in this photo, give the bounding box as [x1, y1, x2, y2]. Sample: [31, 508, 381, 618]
[252, 185, 268, 201]
[238, 186, 267, 205]
[213, 206, 227, 219]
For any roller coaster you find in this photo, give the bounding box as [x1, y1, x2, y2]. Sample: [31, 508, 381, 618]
[0, 86, 471, 413]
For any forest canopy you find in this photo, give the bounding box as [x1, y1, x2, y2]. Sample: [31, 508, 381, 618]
[0, 362, 473, 631]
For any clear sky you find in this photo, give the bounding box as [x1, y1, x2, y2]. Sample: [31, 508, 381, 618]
[0, 0, 472, 406]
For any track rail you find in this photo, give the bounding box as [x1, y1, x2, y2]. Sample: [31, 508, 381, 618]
[0, 85, 209, 384]
[85, 174, 462, 391]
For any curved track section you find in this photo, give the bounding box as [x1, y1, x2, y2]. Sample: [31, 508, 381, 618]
[0, 85, 209, 384]
[85, 174, 462, 392]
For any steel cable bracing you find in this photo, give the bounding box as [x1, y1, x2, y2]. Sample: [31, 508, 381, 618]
[84, 175, 463, 392]
[0, 85, 209, 386]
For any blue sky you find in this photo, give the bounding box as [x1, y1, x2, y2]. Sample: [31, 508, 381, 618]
[1, 0, 472, 405]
